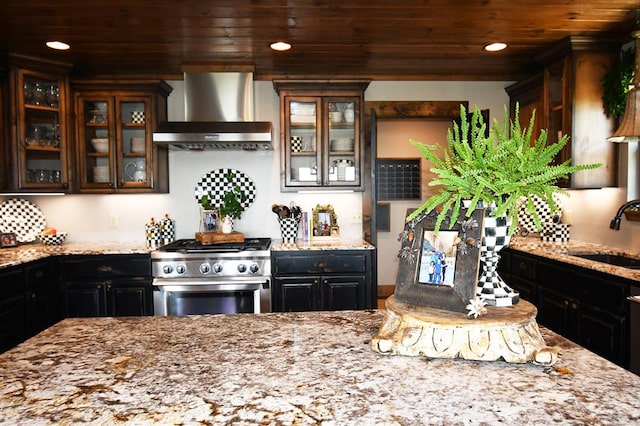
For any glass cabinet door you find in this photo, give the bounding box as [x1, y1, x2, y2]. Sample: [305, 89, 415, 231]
[77, 94, 152, 191]
[116, 98, 151, 188]
[286, 98, 321, 186]
[326, 99, 357, 186]
[77, 97, 113, 189]
[18, 70, 68, 189]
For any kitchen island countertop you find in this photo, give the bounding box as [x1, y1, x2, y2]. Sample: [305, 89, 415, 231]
[0, 309, 639, 425]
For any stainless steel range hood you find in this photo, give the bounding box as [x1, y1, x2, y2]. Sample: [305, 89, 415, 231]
[153, 72, 273, 151]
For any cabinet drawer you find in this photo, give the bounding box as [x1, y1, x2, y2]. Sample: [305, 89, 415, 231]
[25, 260, 57, 290]
[510, 252, 536, 282]
[274, 253, 367, 275]
[59, 255, 151, 278]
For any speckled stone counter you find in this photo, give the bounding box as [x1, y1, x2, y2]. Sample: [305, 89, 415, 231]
[508, 236, 640, 282]
[0, 241, 150, 270]
[1, 310, 639, 425]
[271, 237, 375, 251]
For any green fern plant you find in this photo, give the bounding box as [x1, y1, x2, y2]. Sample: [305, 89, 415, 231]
[407, 104, 601, 234]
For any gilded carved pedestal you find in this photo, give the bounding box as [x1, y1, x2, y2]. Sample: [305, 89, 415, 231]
[372, 295, 557, 366]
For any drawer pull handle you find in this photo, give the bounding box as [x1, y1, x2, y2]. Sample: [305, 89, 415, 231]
[314, 261, 327, 268]
[98, 265, 112, 273]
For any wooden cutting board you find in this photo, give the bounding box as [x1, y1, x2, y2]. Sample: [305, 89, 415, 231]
[195, 231, 244, 245]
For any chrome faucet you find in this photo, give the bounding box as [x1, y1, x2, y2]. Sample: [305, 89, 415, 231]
[610, 199, 640, 230]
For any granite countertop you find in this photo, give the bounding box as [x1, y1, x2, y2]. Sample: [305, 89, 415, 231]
[0, 310, 638, 425]
[508, 236, 640, 282]
[271, 237, 375, 251]
[0, 241, 150, 270]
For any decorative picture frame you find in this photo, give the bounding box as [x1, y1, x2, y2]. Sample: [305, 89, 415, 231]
[0, 232, 18, 248]
[312, 204, 339, 237]
[394, 208, 484, 312]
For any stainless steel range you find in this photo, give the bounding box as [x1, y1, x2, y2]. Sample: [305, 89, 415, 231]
[151, 238, 272, 316]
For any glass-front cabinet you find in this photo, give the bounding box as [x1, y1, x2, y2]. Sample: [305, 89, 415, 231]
[274, 81, 369, 192]
[17, 69, 69, 191]
[73, 80, 171, 193]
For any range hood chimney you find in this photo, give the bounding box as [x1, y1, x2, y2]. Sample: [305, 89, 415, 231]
[153, 72, 273, 151]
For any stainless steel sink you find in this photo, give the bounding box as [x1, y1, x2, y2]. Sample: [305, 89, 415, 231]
[570, 253, 640, 269]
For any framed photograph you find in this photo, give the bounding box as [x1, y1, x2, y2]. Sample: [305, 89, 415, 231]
[0, 233, 18, 248]
[394, 207, 484, 312]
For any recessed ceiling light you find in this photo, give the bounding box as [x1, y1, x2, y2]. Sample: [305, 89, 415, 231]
[46, 41, 70, 50]
[270, 41, 291, 52]
[484, 42, 507, 52]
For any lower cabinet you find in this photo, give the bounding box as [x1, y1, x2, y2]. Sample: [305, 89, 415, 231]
[272, 249, 376, 312]
[501, 247, 632, 369]
[25, 259, 62, 337]
[59, 254, 153, 317]
[0, 266, 26, 353]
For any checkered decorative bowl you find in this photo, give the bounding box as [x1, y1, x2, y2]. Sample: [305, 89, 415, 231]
[37, 232, 68, 245]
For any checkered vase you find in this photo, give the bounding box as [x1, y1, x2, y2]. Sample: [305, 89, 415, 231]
[477, 209, 520, 307]
[278, 218, 299, 243]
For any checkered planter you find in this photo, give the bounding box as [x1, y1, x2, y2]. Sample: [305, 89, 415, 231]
[540, 222, 570, 243]
[477, 210, 520, 307]
[278, 218, 299, 243]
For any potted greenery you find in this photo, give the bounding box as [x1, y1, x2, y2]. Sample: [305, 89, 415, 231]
[407, 104, 600, 306]
[407, 104, 600, 233]
[199, 171, 247, 233]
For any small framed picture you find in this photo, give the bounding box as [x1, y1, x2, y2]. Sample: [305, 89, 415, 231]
[0, 233, 18, 248]
[394, 207, 484, 312]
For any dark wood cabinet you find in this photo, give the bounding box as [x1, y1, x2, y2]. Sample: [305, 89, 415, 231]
[1, 54, 72, 192]
[505, 36, 619, 188]
[502, 247, 632, 368]
[273, 81, 369, 192]
[71, 79, 172, 193]
[272, 249, 376, 312]
[59, 254, 153, 317]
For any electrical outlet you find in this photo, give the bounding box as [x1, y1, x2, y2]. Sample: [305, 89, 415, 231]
[350, 211, 362, 223]
[108, 213, 118, 228]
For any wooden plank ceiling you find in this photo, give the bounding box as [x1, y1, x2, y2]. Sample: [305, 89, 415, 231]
[0, 0, 638, 81]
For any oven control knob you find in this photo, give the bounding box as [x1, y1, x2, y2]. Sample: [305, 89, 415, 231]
[200, 263, 211, 274]
[163, 265, 174, 274]
[249, 263, 260, 274]
[175, 264, 187, 274]
[212, 263, 223, 273]
[237, 263, 247, 273]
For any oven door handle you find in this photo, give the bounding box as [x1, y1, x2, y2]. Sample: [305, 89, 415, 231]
[152, 278, 267, 292]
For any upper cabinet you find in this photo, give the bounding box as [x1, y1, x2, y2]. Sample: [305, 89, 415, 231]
[1, 55, 72, 192]
[273, 80, 369, 192]
[506, 36, 619, 188]
[72, 79, 172, 193]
